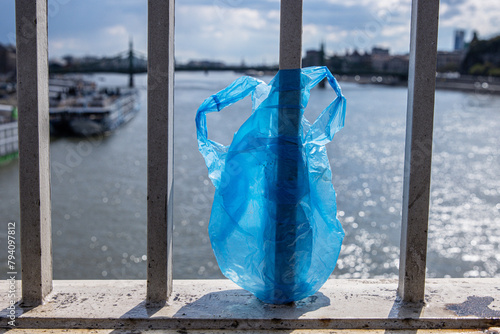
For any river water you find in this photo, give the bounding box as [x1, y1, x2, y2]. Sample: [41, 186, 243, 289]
[0, 71, 499, 280]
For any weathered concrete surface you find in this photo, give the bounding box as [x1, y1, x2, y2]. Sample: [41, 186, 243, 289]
[399, 0, 440, 304]
[15, 0, 52, 306]
[146, 0, 175, 304]
[0, 329, 496, 333]
[279, 0, 302, 69]
[1, 279, 499, 330]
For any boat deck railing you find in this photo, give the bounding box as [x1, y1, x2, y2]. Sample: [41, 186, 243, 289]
[0, 120, 18, 158]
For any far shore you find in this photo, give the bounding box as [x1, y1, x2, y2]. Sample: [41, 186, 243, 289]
[335, 74, 500, 95]
[1, 71, 500, 108]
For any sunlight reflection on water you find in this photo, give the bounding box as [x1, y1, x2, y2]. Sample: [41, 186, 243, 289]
[0, 72, 498, 280]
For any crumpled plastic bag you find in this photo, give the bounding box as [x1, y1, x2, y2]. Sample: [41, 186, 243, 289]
[196, 66, 346, 304]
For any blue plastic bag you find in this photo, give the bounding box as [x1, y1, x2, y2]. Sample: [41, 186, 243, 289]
[196, 66, 346, 304]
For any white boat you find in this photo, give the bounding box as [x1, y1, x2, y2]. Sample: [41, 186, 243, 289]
[49, 78, 140, 136]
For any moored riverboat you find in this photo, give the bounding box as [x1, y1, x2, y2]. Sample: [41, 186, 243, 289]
[49, 78, 140, 136]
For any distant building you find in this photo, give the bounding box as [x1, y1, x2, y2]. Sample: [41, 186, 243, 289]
[62, 55, 75, 66]
[371, 47, 389, 56]
[302, 49, 323, 67]
[342, 49, 372, 73]
[461, 32, 500, 75]
[436, 50, 465, 72]
[303, 43, 326, 68]
[370, 47, 408, 74]
[385, 55, 409, 74]
[454, 30, 466, 51]
[371, 47, 391, 72]
[0, 44, 16, 75]
[303, 45, 410, 74]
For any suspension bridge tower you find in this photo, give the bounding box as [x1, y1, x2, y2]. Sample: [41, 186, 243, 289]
[128, 38, 134, 88]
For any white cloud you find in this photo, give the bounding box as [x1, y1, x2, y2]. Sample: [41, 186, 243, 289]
[440, 0, 500, 37]
[267, 10, 280, 21]
[303, 24, 320, 41]
[177, 5, 269, 31]
[327, 0, 409, 10]
[1, 0, 499, 63]
[380, 25, 409, 38]
[105, 25, 128, 37]
[50, 38, 86, 54]
[175, 5, 279, 63]
[49, 25, 135, 58]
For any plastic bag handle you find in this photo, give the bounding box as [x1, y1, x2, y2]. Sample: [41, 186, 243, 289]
[303, 66, 347, 146]
[196, 76, 265, 185]
[196, 75, 264, 146]
[302, 66, 342, 97]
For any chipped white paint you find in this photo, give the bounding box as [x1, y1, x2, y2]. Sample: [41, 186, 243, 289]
[1, 279, 499, 331]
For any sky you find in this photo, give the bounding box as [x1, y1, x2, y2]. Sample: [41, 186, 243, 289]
[0, 0, 499, 65]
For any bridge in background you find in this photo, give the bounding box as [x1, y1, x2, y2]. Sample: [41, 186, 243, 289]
[49, 41, 279, 86]
[49, 41, 147, 87]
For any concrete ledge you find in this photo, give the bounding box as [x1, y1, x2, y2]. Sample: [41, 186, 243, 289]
[0, 329, 497, 334]
[1, 279, 499, 331]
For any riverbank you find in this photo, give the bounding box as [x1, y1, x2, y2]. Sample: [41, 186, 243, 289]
[1, 72, 500, 105]
[336, 73, 500, 94]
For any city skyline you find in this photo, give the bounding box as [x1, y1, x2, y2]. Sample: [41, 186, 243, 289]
[1, 0, 499, 64]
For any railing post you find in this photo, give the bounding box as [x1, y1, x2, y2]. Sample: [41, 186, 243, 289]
[15, 0, 52, 306]
[274, 0, 303, 300]
[279, 0, 302, 70]
[398, 0, 440, 303]
[147, 0, 175, 304]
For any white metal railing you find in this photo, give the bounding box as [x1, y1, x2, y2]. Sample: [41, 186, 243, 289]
[16, 0, 439, 308]
[0, 122, 18, 157]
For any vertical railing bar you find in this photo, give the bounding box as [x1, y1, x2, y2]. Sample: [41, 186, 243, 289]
[279, 0, 302, 70]
[16, 0, 52, 306]
[398, 0, 440, 303]
[275, 0, 302, 301]
[146, 0, 175, 304]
